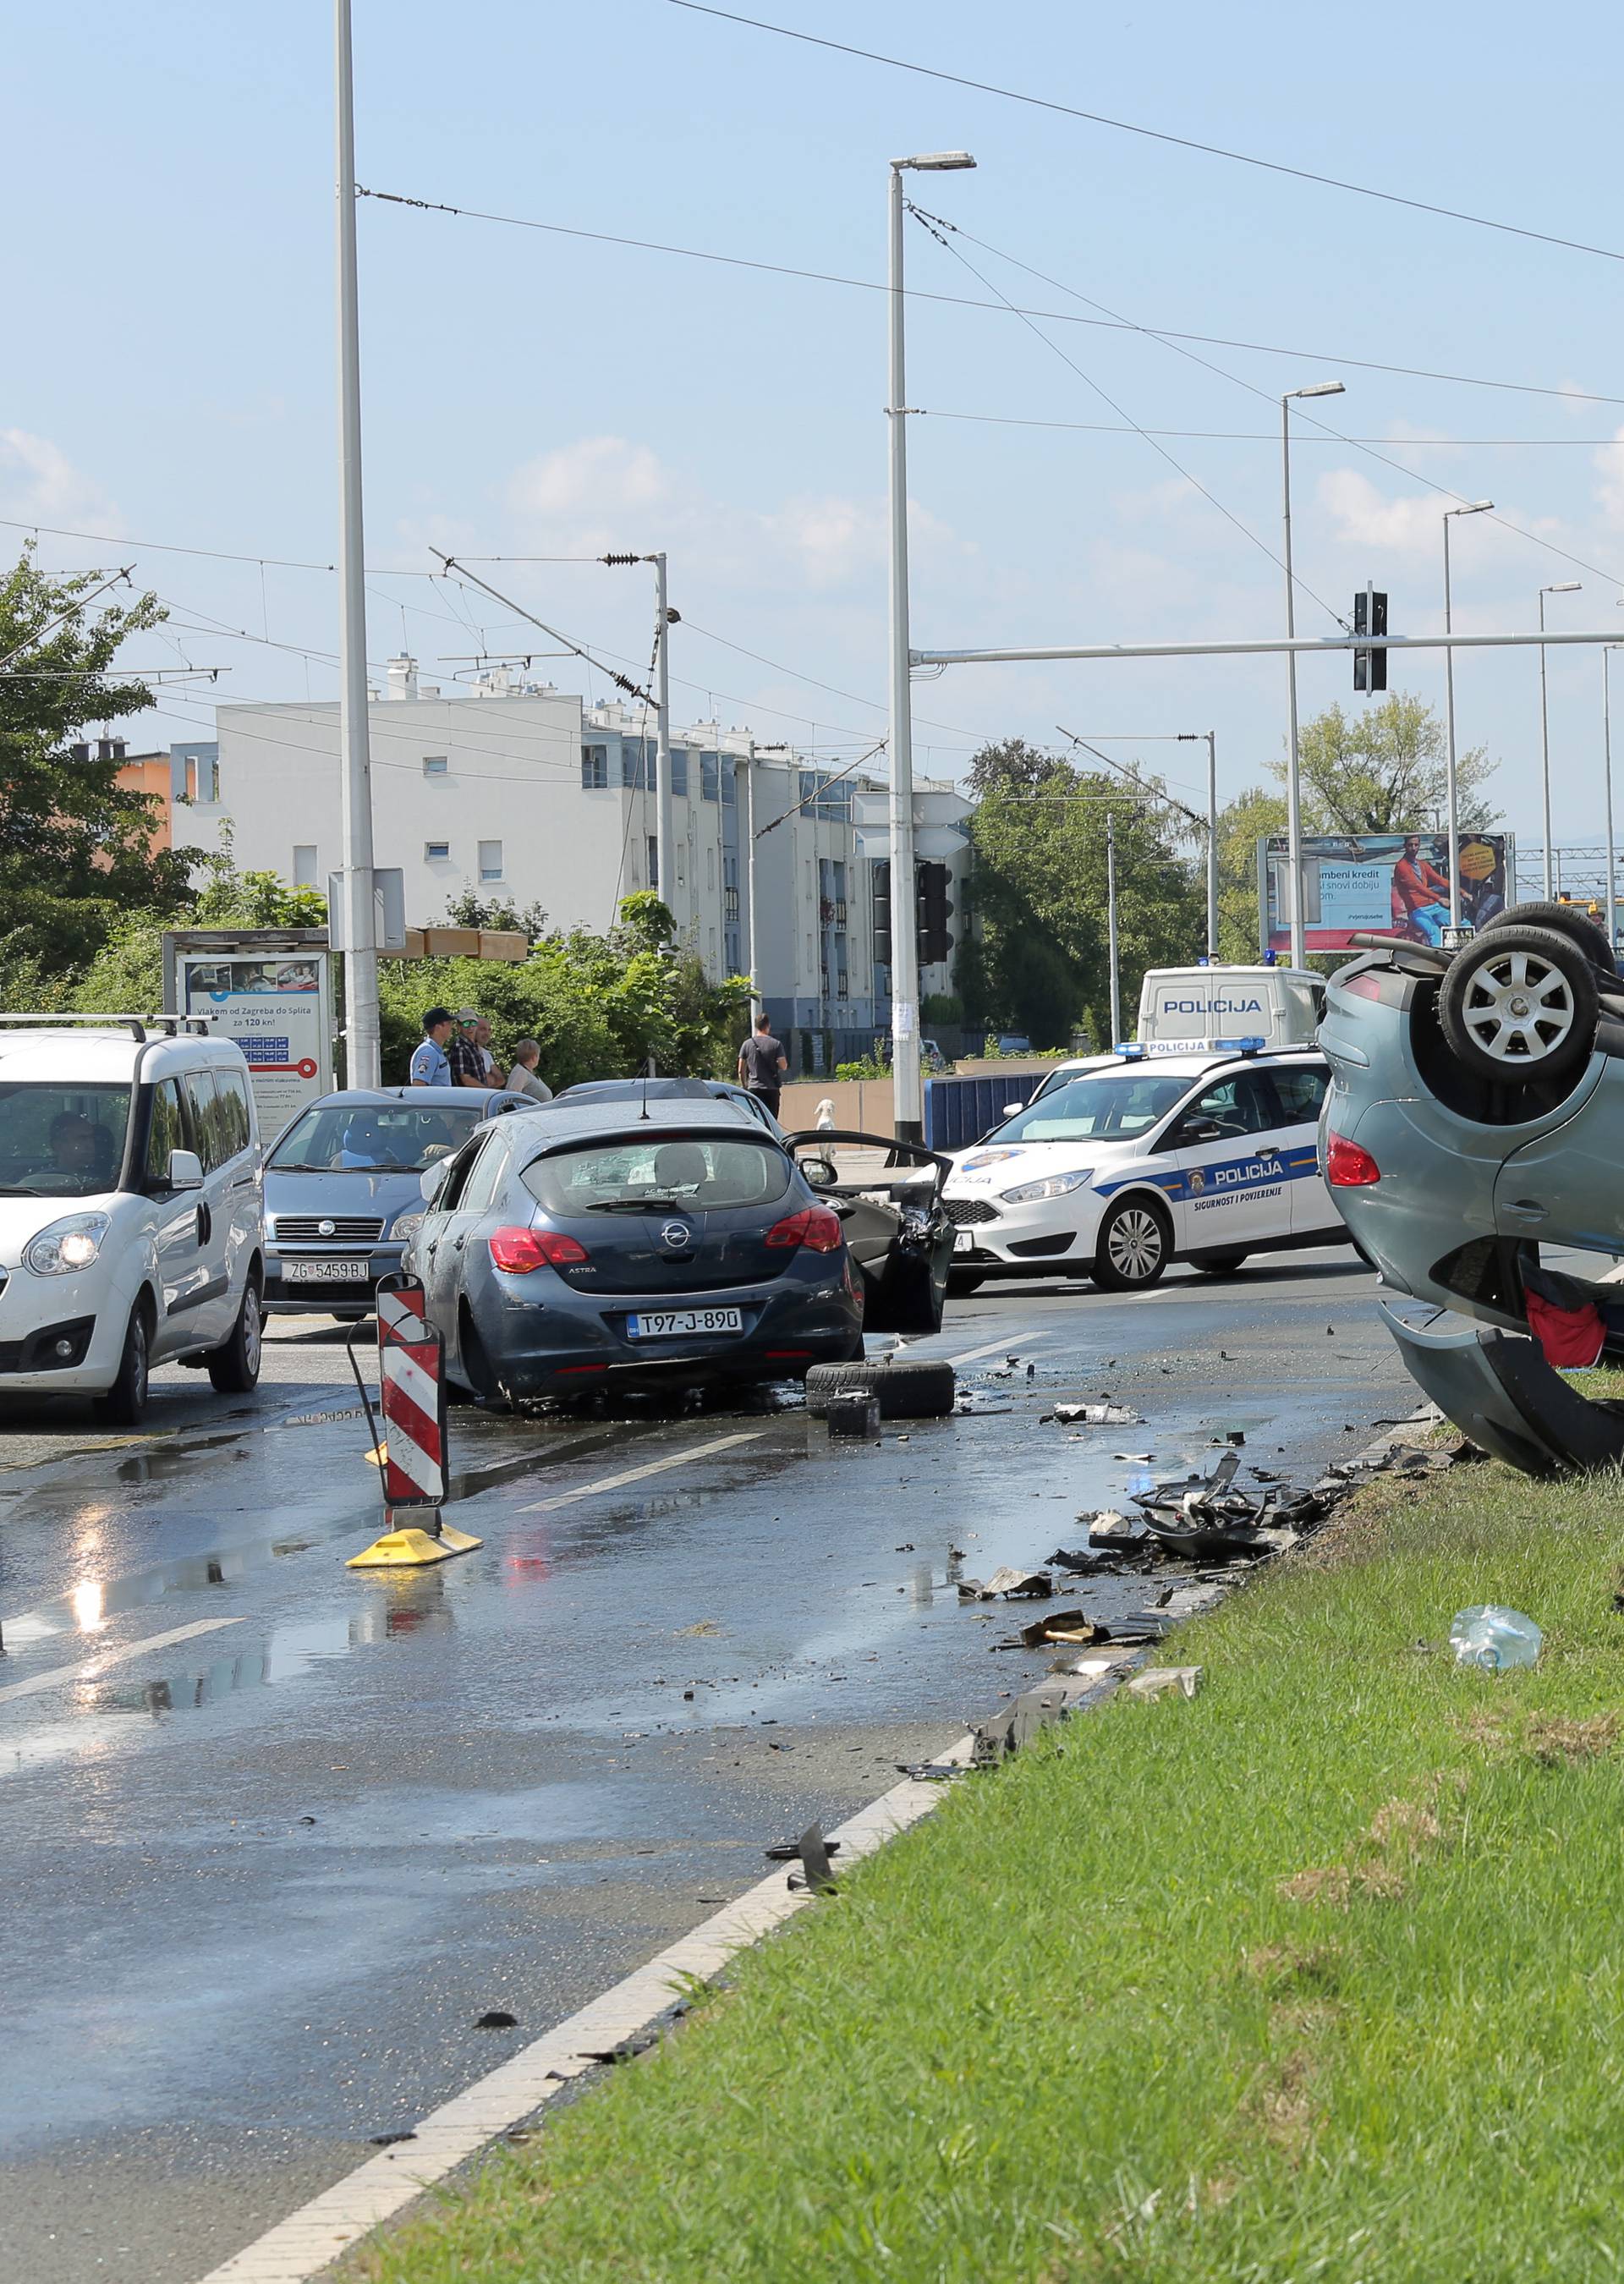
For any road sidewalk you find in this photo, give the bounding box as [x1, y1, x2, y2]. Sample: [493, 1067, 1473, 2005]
[350, 1428, 1624, 2283]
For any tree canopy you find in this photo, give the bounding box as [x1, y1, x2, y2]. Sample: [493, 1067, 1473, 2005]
[1270, 692, 1499, 835]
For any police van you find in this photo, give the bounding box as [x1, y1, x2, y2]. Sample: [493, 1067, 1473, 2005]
[1138, 962, 1325, 1054]
[943, 1042, 1347, 1293]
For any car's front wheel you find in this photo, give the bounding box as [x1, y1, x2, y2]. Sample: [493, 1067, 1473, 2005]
[206, 1278, 263, 1393]
[1092, 1195, 1172, 1292]
[94, 1302, 151, 1426]
[1193, 1249, 1248, 1277]
[1439, 924, 1598, 1087]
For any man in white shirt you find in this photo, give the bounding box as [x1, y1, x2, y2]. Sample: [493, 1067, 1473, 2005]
[507, 1039, 553, 1102]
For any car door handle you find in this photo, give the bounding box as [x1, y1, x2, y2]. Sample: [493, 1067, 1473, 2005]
[1504, 1200, 1549, 1222]
[453, 1236, 466, 1252]
[195, 1204, 212, 1245]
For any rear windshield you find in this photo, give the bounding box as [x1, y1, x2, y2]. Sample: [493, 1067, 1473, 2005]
[0, 1082, 131, 1198]
[990, 1072, 1190, 1145]
[521, 1134, 793, 1216]
[269, 1101, 485, 1172]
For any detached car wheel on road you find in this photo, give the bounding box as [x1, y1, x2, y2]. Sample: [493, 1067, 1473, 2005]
[804, 1354, 957, 1419]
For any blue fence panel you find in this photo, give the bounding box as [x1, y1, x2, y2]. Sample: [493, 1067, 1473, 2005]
[924, 1072, 1045, 1154]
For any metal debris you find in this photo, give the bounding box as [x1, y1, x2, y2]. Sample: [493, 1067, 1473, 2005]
[1048, 1401, 1141, 1425]
[1127, 1666, 1204, 1701]
[957, 1566, 1054, 1601]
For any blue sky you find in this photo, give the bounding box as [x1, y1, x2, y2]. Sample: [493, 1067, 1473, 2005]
[6, 0, 1623, 865]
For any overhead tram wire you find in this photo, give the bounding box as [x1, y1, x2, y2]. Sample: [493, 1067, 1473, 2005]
[919, 209, 1624, 597]
[663, 0, 1624, 266]
[914, 412, 1624, 448]
[352, 189, 1624, 410]
[905, 203, 1347, 629]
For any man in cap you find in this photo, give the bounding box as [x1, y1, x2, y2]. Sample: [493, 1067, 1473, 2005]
[409, 1007, 456, 1087]
[447, 1007, 490, 1090]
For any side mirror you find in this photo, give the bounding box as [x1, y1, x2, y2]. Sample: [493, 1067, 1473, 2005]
[1002, 1102, 1022, 1117]
[801, 1156, 838, 1190]
[420, 1157, 453, 1203]
[1181, 1118, 1225, 1145]
[167, 1147, 203, 1192]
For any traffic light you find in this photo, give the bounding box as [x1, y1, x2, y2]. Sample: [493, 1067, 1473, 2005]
[1353, 585, 1388, 693]
[918, 860, 953, 967]
[871, 859, 892, 969]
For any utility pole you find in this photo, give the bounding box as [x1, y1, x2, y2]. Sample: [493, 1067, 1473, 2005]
[333, 0, 378, 1087]
[1606, 649, 1619, 958]
[743, 740, 760, 1016]
[652, 552, 674, 923]
[1106, 812, 1121, 1048]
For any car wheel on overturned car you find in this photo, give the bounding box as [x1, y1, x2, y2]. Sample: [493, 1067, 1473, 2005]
[1438, 923, 1599, 1089]
[804, 1356, 957, 1419]
[1092, 1194, 1172, 1292]
[1479, 900, 1617, 977]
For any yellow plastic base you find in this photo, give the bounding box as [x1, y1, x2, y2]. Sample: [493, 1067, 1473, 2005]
[346, 1521, 482, 1568]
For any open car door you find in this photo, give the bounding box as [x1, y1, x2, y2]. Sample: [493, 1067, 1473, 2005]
[785, 1129, 955, 1335]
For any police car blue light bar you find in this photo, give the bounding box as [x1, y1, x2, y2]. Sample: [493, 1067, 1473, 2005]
[1113, 1042, 1146, 1057]
[1212, 1035, 1266, 1053]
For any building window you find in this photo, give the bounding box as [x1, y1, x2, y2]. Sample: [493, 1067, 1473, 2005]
[292, 844, 318, 888]
[721, 762, 736, 808]
[621, 743, 656, 792]
[183, 753, 220, 803]
[671, 749, 689, 798]
[425, 840, 451, 863]
[581, 744, 608, 788]
[705, 846, 716, 892]
[701, 752, 720, 803]
[423, 755, 449, 777]
[647, 836, 659, 887]
[478, 839, 503, 882]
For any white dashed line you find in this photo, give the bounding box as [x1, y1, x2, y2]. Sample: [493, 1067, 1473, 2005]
[0, 1617, 246, 1706]
[517, 1430, 765, 1513]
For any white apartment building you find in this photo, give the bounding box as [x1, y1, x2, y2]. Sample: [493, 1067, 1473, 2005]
[184, 659, 968, 1071]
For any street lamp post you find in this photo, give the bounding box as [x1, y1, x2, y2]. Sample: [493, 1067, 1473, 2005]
[1605, 647, 1619, 957]
[1281, 382, 1345, 972]
[1175, 730, 1219, 958]
[1538, 582, 1583, 897]
[1106, 811, 1121, 1046]
[888, 150, 974, 1141]
[1441, 501, 1494, 935]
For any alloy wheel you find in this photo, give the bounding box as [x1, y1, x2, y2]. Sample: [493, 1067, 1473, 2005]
[1459, 946, 1575, 1066]
[1108, 1205, 1164, 1282]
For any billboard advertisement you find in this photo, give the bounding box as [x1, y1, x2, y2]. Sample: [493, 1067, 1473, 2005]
[166, 942, 334, 1139]
[1262, 832, 1516, 953]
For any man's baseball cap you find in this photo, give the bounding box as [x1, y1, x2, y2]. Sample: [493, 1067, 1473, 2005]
[422, 1005, 454, 1030]
[455, 1006, 481, 1024]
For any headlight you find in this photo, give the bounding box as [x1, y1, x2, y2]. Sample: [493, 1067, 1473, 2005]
[999, 1169, 1094, 1205]
[392, 1211, 425, 1244]
[25, 1212, 112, 1277]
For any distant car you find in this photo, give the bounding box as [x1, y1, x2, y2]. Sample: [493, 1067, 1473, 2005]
[0, 1014, 264, 1422]
[407, 1096, 863, 1403]
[262, 1085, 540, 1316]
[943, 1044, 1345, 1293]
[996, 1034, 1034, 1057]
[555, 1075, 786, 1138]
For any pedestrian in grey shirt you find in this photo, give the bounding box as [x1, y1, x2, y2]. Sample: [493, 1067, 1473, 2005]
[506, 1040, 553, 1102]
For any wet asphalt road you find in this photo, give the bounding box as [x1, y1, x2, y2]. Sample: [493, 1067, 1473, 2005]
[0, 1248, 1413, 2284]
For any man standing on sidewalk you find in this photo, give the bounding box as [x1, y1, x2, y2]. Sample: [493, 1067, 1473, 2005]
[737, 1010, 787, 1122]
[447, 1009, 489, 1090]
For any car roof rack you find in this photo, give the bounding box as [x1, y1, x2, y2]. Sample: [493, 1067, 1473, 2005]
[0, 1012, 211, 1043]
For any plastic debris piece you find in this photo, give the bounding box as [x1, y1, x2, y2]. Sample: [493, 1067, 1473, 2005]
[1127, 1666, 1203, 1700]
[1015, 1606, 1102, 1649]
[1449, 1605, 1543, 1672]
[1051, 1401, 1141, 1425]
[1085, 1508, 1141, 1546]
[475, 2010, 520, 2030]
[580, 2032, 660, 2065]
[369, 2132, 418, 2147]
[963, 1566, 1054, 1600]
[896, 1760, 967, 1782]
[765, 1834, 843, 1862]
[785, 1823, 840, 1894]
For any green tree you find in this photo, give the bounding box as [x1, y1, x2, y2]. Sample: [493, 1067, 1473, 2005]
[0, 548, 190, 986]
[72, 828, 328, 1015]
[961, 740, 1204, 1047]
[442, 886, 549, 936]
[1212, 786, 1288, 963]
[1270, 692, 1499, 834]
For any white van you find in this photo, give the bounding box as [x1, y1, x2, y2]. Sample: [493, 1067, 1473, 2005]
[0, 1016, 265, 1424]
[1136, 964, 1325, 1055]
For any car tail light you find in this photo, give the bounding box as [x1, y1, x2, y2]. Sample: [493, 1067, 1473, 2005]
[1325, 1132, 1380, 1187]
[1339, 969, 1386, 1002]
[488, 1225, 590, 1271]
[765, 1205, 843, 1253]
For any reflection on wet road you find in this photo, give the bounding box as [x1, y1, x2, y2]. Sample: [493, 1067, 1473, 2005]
[0, 1258, 1411, 2284]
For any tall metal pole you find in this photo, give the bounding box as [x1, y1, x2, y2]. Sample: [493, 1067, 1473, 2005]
[886, 164, 923, 1140]
[334, 0, 378, 1087]
[1106, 811, 1122, 1046]
[1442, 514, 1462, 931]
[1281, 396, 1305, 972]
[743, 740, 759, 1015]
[1539, 589, 1552, 898]
[652, 552, 674, 925]
[1204, 731, 1218, 960]
[1605, 650, 1617, 956]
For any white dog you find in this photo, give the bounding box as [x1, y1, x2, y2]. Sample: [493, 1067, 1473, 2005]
[815, 1096, 837, 1133]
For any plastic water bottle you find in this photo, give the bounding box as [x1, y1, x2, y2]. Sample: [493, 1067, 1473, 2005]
[1449, 1606, 1543, 1672]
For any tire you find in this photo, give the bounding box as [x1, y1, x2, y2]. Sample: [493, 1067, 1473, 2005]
[94, 1302, 151, 1427]
[946, 1271, 986, 1296]
[1480, 900, 1616, 976]
[1439, 924, 1599, 1086]
[804, 1355, 957, 1419]
[1092, 1194, 1173, 1293]
[1193, 1249, 1248, 1276]
[206, 1277, 263, 1393]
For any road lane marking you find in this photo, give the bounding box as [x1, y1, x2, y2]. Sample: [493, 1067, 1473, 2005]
[194, 1730, 978, 2284]
[0, 1617, 246, 1707]
[517, 1430, 765, 1514]
[946, 1328, 1051, 1367]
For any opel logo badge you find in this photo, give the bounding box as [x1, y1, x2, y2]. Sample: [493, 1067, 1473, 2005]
[318, 1217, 337, 1236]
[660, 1220, 693, 1250]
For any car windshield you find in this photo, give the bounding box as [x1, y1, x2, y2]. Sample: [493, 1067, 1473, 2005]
[521, 1134, 792, 1216]
[989, 1071, 1191, 1145]
[269, 1102, 482, 1172]
[0, 1081, 132, 1197]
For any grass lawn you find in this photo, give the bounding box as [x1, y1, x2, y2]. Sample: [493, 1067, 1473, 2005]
[360, 1451, 1624, 2283]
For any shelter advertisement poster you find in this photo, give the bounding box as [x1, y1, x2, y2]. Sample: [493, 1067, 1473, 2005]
[1261, 832, 1515, 953]
[178, 953, 333, 1135]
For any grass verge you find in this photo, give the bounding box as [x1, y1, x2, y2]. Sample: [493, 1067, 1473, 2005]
[360, 1452, 1624, 2283]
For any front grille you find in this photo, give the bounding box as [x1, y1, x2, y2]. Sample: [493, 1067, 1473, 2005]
[1007, 1233, 1076, 1258]
[272, 1216, 386, 1244]
[945, 1197, 1000, 1227]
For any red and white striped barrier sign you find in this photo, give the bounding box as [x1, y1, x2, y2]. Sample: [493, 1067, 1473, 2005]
[376, 1276, 447, 1508]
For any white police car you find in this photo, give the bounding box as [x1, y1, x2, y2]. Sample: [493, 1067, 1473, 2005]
[944, 1043, 1347, 1293]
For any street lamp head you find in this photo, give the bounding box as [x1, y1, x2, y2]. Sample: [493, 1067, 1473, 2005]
[1449, 499, 1495, 516]
[1543, 581, 1583, 594]
[892, 151, 976, 171]
[1288, 381, 1346, 399]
